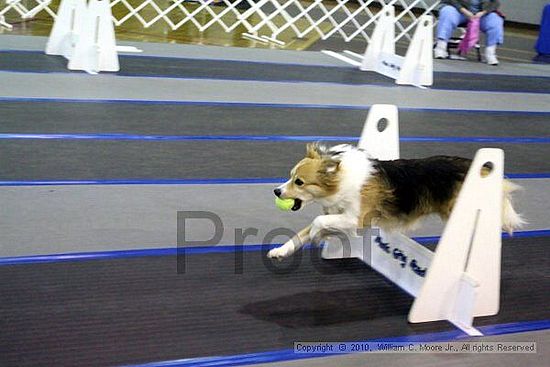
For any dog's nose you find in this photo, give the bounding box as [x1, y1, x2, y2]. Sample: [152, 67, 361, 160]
[274, 188, 281, 197]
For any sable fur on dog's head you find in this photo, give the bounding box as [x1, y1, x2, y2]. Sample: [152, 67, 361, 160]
[273, 143, 342, 211]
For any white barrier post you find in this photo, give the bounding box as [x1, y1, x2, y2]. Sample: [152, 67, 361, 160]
[409, 148, 503, 335]
[357, 104, 399, 160]
[360, 6, 396, 74]
[68, 0, 119, 74]
[45, 0, 87, 59]
[353, 5, 433, 87]
[396, 15, 433, 86]
[321, 104, 503, 336]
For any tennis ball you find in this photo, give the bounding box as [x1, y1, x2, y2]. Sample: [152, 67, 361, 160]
[275, 197, 295, 211]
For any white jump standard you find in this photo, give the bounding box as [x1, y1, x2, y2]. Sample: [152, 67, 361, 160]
[271, 104, 507, 336]
[327, 105, 502, 336]
[46, 0, 120, 74]
[324, 6, 433, 88]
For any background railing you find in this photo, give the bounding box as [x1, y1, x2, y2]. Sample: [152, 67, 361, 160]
[1, 0, 440, 45]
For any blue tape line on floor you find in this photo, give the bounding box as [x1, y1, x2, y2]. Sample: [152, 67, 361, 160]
[0, 244, 277, 265]
[0, 173, 549, 186]
[123, 319, 550, 367]
[1, 133, 550, 144]
[507, 173, 550, 179]
[0, 178, 287, 186]
[1, 96, 549, 115]
[0, 229, 548, 266]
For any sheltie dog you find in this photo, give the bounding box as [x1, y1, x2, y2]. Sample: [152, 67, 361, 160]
[268, 143, 524, 260]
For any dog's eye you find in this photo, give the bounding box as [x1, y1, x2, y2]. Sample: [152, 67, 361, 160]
[294, 178, 304, 186]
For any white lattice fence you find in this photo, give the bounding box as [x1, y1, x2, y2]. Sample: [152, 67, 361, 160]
[1, 0, 440, 45]
[109, 0, 258, 32]
[1, 0, 56, 28]
[241, 0, 440, 44]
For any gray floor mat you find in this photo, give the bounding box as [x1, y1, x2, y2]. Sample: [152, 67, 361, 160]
[0, 238, 548, 367]
[0, 140, 548, 180]
[1, 51, 549, 94]
[0, 100, 548, 137]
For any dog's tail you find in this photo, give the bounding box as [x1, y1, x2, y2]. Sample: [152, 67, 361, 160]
[502, 180, 526, 235]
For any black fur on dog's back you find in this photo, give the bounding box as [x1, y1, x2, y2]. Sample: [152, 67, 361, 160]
[372, 156, 472, 216]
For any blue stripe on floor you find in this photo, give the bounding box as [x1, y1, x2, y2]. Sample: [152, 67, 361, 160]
[0, 173, 549, 187]
[1, 229, 548, 266]
[1, 133, 549, 144]
[1, 96, 549, 115]
[122, 319, 550, 367]
[2, 68, 550, 94]
[0, 244, 277, 266]
[506, 173, 550, 179]
[0, 178, 287, 186]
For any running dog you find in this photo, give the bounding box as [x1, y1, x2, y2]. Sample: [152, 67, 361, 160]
[268, 143, 524, 260]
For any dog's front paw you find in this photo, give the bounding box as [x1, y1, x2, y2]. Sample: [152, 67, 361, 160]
[267, 244, 293, 260]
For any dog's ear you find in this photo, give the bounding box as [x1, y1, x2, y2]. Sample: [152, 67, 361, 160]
[319, 157, 340, 175]
[306, 143, 321, 159]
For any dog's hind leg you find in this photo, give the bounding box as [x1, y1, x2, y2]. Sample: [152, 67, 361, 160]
[267, 225, 312, 260]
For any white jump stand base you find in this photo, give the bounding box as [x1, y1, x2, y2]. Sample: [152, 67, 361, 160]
[322, 104, 503, 336]
[46, 0, 119, 74]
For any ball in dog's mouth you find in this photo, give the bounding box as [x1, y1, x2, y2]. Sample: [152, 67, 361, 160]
[291, 198, 303, 211]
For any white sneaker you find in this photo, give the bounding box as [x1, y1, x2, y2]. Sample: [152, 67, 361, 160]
[434, 40, 448, 59]
[434, 47, 449, 59]
[485, 45, 499, 65]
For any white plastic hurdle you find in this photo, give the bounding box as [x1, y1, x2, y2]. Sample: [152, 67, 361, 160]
[68, 0, 119, 73]
[361, 6, 433, 87]
[324, 6, 433, 88]
[46, 0, 120, 74]
[45, 0, 87, 59]
[321, 104, 503, 336]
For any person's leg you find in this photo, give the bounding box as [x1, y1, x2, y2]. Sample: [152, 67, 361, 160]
[480, 12, 504, 65]
[436, 5, 464, 41]
[480, 12, 504, 46]
[435, 5, 467, 58]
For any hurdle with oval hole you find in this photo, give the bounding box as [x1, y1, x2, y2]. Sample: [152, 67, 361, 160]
[321, 104, 503, 336]
[323, 5, 433, 88]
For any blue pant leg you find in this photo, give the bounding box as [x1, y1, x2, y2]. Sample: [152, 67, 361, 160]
[480, 12, 504, 46]
[436, 5, 468, 41]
